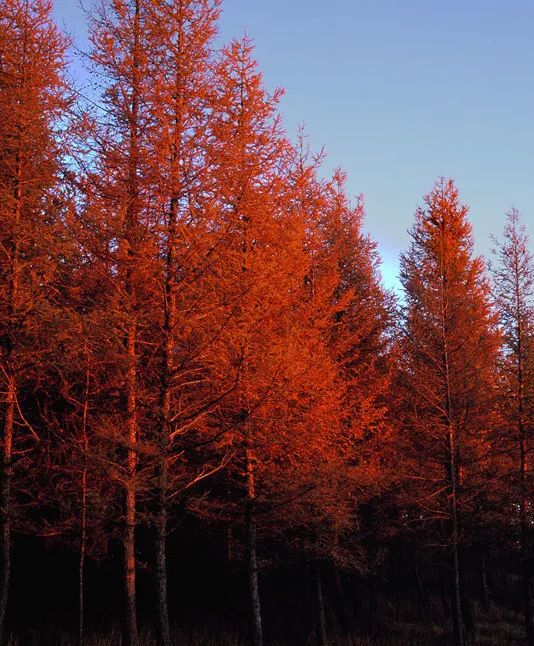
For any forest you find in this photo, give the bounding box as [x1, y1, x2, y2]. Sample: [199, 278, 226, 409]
[0, 0, 533, 644]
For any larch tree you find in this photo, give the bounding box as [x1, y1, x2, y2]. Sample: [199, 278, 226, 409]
[141, 2, 222, 643]
[288, 163, 395, 644]
[208, 37, 292, 646]
[203, 38, 345, 646]
[0, 1, 69, 641]
[85, 1, 157, 643]
[491, 209, 534, 645]
[399, 179, 500, 646]
[321, 173, 394, 640]
[43, 295, 118, 646]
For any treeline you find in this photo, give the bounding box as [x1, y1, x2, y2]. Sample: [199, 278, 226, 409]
[0, 1, 532, 645]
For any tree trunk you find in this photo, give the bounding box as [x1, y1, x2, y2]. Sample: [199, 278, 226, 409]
[450, 541, 465, 646]
[155, 364, 171, 646]
[155, 465, 170, 646]
[315, 562, 328, 646]
[460, 556, 474, 641]
[79, 466, 87, 646]
[0, 130, 21, 646]
[123, 2, 141, 643]
[414, 560, 425, 603]
[520, 438, 534, 645]
[124, 323, 139, 646]
[445, 420, 466, 646]
[79, 363, 90, 646]
[440, 240, 465, 646]
[333, 567, 349, 632]
[480, 557, 489, 609]
[512, 234, 534, 646]
[0, 376, 14, 646]
[448, 480, 466, 646]
[125, 487, 138, 646]
[246, 444, 263, 646]
[367, 577, 377, 635]
[154, 179, 178, 646]
[440, 566, 451, 618]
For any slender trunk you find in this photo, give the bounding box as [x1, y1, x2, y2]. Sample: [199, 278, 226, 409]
[246, 507, 262, 646]
[520, 436, 534, 645]
[79, 364, 90, 646]
[513, 264, 534, 646]
[367, 577, 377, 635]
[123, 2, 141, 643]
[155, 442, 170, 646]
[439, 225, 465, 646]
[447, 426, 466, 646]
[0, 194, 17, 646]
[125, 322, 139, 646]
[414, 560, 425, 603]
[227, 526, 234, 562]
[440, 568, 451, 618]
[125, 489, 137, 646]
[155, 368, 171, 646]
[0, 377, 14, 646]
[460, 554, 474, 640]
[480, 557, 489, 609]
[155, 287, 171, 646]
[79, 470, 87, 646]
[155, 487, 170, 646]
[225, 525, 234, 610]
[245, 443, 263, 646]
[155, 175, 178, 646]
[154, 2, 186, 637]
[333, 567, 349, 632]
[315, 562, 328, 646]
[448, 449, 465, 646]
[0, 118, 22, 646]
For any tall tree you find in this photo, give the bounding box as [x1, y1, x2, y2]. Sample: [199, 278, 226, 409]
[142, 2, 221, 642]
[321, 173, 394, 639]
[86, 1, 155, 642]
[209, 38, 291, 646]
[44, 303, 115, 646]
[399, 179, 500, 646]
[492, 209, 534, 645]
[0, 1, 69, 642]
[204, 38, 346, 646]
[289, 163, 395, 643]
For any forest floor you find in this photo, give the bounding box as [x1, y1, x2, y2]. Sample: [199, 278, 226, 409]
[6, 606, 527, 646]
[5, 594, 528, 645]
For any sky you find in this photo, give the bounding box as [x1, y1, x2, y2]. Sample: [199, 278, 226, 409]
[53, 0, 534, 292]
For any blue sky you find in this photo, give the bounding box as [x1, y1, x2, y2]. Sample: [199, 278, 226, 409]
[53, 0, 534, 291]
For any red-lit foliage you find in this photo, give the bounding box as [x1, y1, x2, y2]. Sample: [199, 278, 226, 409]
[398, 179, 501, 645]
[0, 0, 69, 641]
[0, 3, 532, 646]
[491, 210, 534, 645]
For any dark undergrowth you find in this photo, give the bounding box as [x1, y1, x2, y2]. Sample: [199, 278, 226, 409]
[5, 538, 529, 645]
[5, 598, 527, 645]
